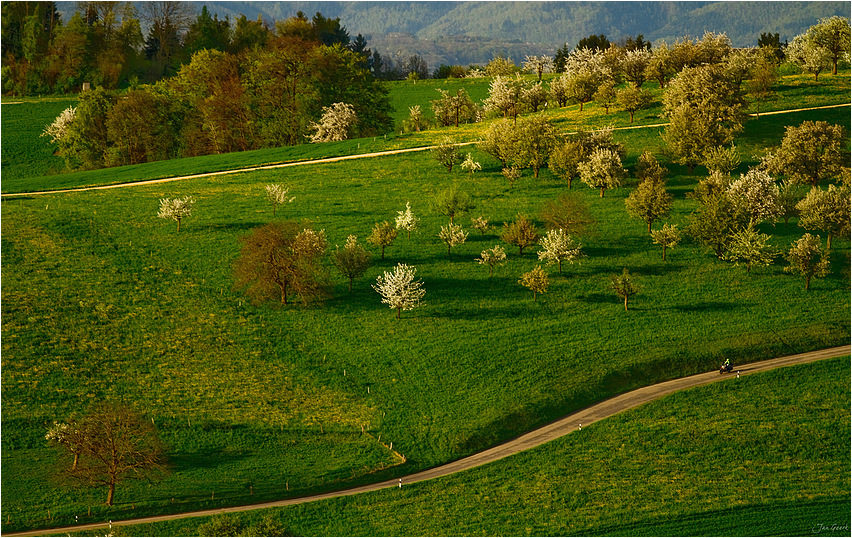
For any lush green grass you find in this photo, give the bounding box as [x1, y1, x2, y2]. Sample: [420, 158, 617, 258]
[2, 70, 849, 533]
[0, 98, 76, 180]
[81, 356, 851, 537]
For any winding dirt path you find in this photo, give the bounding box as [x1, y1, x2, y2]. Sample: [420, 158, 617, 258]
[3, 103, 848, 198]
[8, 345, 848, 537]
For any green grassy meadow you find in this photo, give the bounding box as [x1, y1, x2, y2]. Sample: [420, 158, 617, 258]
[82, 356, 852, 537]
[1, 70, 850, 534]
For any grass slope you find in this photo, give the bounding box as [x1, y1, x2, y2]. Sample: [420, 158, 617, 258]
[1, 72, 849, 533]
[87, 356, 851, 537]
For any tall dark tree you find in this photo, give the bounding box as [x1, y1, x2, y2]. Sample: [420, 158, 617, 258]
[553, 43, 570, 72]
[577, 33, 610, 51]
[184, 5, 230, 54]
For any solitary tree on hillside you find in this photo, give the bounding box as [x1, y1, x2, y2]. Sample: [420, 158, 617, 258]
[610, 268, 640, 311]
[476, 245, 507, 277]
[157, 196, 195, 232]
[373, 263, 426, 319]
[438, 223, 468, 256]
[432, 137, 462, 171]
[650, 223, 682, 261]
[47, 403, 167, 506]
[265, 184, 295, 217]
[431, 88, 477, 127]
[395, 201, 420, 239]
[431, 185, 475, 224]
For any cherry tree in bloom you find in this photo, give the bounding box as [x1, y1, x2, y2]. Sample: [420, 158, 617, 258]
[727, 168, 782, 224]
[438, 222, 468, 256]
[395, 201, 420, 239]
[476, 245, 507, 277]
[157, 196, 195, 232]
[265, 184, 295, 216]
[373, 263, 426, 319]
[41, 106, 76, 144]
[308, 102, 357, 143]
[537, 229, 584, 274]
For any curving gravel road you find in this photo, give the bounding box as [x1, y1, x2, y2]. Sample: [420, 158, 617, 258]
[7, 344, 849, 537]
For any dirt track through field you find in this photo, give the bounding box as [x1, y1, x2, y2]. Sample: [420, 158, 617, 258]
[2, 103, 848, 198]
[7, 345, 848, 537]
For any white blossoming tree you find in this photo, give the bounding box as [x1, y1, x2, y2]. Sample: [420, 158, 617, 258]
[471, 216, 492, 236]
[579, 147, 626, 197]
[727, 168, 783, 224]
[265, 184, 295, 217]
[438, 222, 468, 256]
[408, 105, 423, 132]
[522, 54, 553, 81]
[537, 229, 584, 274]
[476, 245, 507, 277]
[373, 263, 426, 319]
[157, 196, 195, 232]
[460, 153, 482, 179]
[395, 201, 420, 239]
[41, 106, 76, 144]
[308, 102, 357, 143]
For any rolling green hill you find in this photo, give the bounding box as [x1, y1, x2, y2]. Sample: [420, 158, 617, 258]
[1, 68, 849, 534]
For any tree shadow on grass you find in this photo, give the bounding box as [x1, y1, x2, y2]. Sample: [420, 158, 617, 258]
[672, 301, 743, 313]
[202, 222, 269, 232]
[168, 447, 252, 472]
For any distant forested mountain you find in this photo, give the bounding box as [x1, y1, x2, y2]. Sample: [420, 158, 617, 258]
[53, 1, 849, 68]
[199, 1, 850, 66]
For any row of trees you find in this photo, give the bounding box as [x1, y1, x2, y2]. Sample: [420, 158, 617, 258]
[41, 34, 393, 170]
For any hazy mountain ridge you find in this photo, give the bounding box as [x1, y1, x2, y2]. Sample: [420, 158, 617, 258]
[201, 1, 848, 46]
[54, 1, 850, 68]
